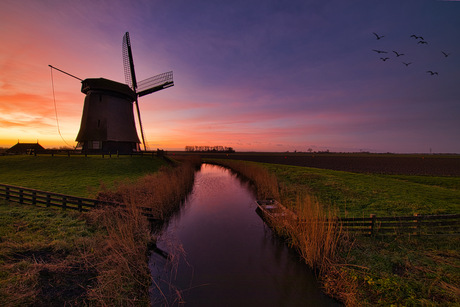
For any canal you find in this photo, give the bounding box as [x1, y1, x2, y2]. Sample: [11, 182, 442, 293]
[149, 164, 339, 306]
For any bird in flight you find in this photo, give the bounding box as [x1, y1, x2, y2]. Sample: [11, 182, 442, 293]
[426, 71, 438, 75]
[393, 51, 405, 57]
[372, 49, 388, 54]
[418, 40, 428, 45]
[402, 62, 412, 66]
[441, 51, 450, 57]
[411, 34, 424, 40]
[380, 57, 390, 61]
[373, 32, 384, 40]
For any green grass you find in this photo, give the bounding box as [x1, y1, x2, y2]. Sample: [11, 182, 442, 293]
[342, 234, 460, 306]
[0, 201, 97, 306]
[0, 155, 194, 306]
[219, 160, 460, 306]
[0, 201, 94, 255]
[384, 174, 460, 190]
[3, 155, 459, 306]
[0, 155, 168, 197]
[260, 163, 460, 216]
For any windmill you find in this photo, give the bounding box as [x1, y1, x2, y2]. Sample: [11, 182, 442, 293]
[72, 32, 174, 154]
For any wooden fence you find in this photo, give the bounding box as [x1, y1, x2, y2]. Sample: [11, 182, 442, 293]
[37, 149, 163, 158]
[1, 149, 164, 158]
[0, 183, 159, 221]
[256, 199, 460, 236]
[340, 213, 460, 236]
[2, 183, 459, 235]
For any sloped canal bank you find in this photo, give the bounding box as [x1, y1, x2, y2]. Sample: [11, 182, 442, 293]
[150, 164, 340, 306]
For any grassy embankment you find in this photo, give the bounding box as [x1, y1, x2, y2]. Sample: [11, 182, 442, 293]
[207, 158, 460, 306]
[0, 155, 167, 197]
[0, 155, 198, 306]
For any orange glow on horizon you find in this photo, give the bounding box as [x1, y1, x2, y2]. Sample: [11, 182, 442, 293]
[1, 1, 459, 154]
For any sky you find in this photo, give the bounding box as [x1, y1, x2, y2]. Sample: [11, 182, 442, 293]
[0, 0, 459, 153]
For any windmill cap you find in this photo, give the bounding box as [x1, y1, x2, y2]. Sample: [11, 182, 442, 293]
[81, 78, 136, 100]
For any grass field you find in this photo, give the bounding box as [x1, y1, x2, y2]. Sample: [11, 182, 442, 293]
[0, 155, 170, 306]
[0, 155, 168, 197]
[262, 163, 460, 217]
[0, 202, 97, 306]
[204, 156, 460, 306]
[1, 153, 459, 306]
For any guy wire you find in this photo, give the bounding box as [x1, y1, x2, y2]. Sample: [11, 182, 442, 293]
[50, 67, 74, 148]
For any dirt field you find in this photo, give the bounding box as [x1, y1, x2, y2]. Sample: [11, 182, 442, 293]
[181, 152, 460, 176]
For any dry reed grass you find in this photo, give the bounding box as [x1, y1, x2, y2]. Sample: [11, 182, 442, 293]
[209, 159, 340, 267]
[81, 206, 152, 306]
[98, 157, 199, 219]
[209, 159, 355, 304]
[209, 160, 279, 199]
[284, 195, 341, 271]
[79, 157, 200, 306]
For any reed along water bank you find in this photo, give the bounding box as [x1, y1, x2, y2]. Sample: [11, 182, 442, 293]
[149, 163, 340, 306]
[204, 158, 460, 306]
[88, 155, 201, 305]
[0, 155, 201, 306]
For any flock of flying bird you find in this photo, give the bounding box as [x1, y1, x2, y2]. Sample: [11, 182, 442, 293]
[371, 32, 451, 76]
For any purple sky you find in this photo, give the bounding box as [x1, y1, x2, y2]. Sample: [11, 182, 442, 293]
[1, 0, 459, 152]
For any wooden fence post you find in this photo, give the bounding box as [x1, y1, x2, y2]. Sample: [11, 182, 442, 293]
[5, 186, 9, 201]
[414, 213, 421, 236]
[46, 194, 50, 207]
[32, 191, 36, 205]
[370, 214, 376, 236]
[78, 199, 82, 212]
[62, 196, 67, 210]
[19, 189, 24, 204]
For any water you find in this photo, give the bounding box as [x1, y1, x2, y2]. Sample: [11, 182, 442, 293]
[150, 164, 339, 306]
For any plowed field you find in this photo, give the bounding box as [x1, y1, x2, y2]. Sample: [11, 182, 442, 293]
[195, 153, 460, 176]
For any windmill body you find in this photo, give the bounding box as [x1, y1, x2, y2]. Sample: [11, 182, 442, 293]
[76, 78, 140, 154]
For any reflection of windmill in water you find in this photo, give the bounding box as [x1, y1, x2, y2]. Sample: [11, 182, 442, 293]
[74, 32, 174, 154]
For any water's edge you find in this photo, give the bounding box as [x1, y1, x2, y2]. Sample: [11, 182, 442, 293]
[149, 164, 339, 306]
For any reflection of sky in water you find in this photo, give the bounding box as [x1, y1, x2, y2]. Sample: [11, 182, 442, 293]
[183, 164, 252, 224]
[150, 164, 339, 306]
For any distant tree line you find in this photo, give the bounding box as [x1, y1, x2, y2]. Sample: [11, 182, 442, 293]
[185, 146, 235, 153]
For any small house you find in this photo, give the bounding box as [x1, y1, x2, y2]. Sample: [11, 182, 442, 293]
[6, 142, 45, 155]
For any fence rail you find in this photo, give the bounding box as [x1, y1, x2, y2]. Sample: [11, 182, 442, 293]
[1, 149, 164, 158]
[339, 213, 460, 236]
[0, 183, 159, 220]
[3, 183, 459, 234]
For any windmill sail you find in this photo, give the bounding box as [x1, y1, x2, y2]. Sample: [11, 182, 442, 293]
[137, 71, 174, 97]
[122, 32, 146, 150]
[122, 32, 137, 90]
[122, 31, 174, 151]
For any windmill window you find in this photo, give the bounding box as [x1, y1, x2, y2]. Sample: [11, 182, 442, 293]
[92, 141, 101, 149]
